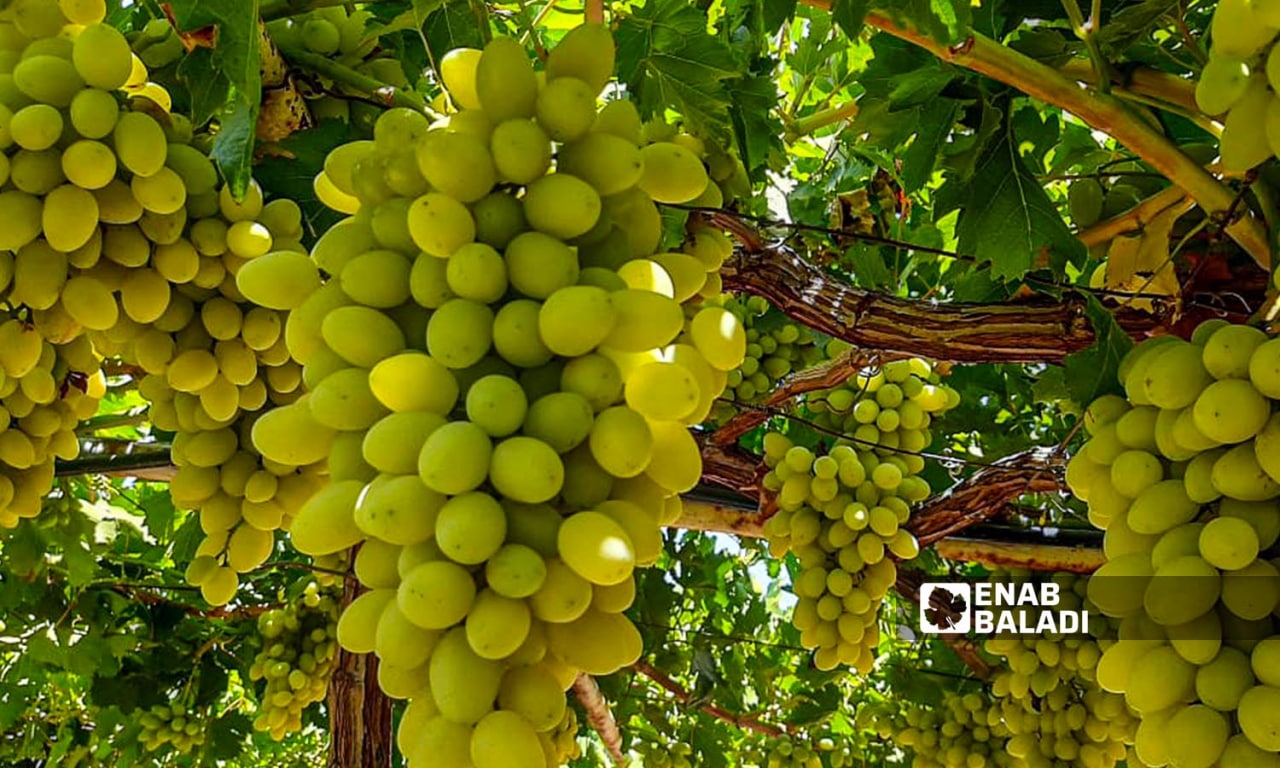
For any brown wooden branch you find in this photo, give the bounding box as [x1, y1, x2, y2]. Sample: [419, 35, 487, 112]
[719, 245, 1165, 365]
[631, 660, 785, 737]
[328, 578, 392, 768]
[697, 436, 765, 499]
[907, 448, 1065, 546]
[572, 673, 626, 765]
[933, 538, 1104, 573]
[711, 348, 911, 446]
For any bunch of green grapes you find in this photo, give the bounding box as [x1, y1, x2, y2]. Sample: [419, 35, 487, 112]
[137, 698, 208, 754]
[706, 294, 827, 416]
[1065, 318, 1280, 768]
[234, 25, 747, 768]
[980, 570, 1137, 768]
[247, 581, 340, 741]
[864, 692, 1015, 768]
[755, 734, 857, 768]
[758, 359, 959, 671]
[1193, 0, 1280, 172]
[0, 329, 104, 528]
[633, 740, 695, 768]
[636, 119, 749, 210]
[268, 5, 411, 127]
[0, 4, 328, 587]
[759, 433, 906, 672]
[806, 357, 960, 461]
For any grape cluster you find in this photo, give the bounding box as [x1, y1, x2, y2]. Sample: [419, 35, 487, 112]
[1066, 319, 1280, 768]
[807, 357, 958, 465]
[864, 692, 1015, 768]
[267, 6, 411, 128]
[233, 26, 747, 768]
[137, 699, 208, 754]
[247, 581, 340, 740]
[1193, 0, 1280, 172]
[707, 295, 826, 416]
[759, 358, 959, 671]
[982, 570, 1137, 768]
[0, 3, 328, 598]
[634, 739, 695, 768]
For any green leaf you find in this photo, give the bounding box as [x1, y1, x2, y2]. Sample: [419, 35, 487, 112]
[900, 99, 957, 192]
[167, 0, 262, 107]
[211, 97, 259, 200]
[763, 0, 799, 33]
[953, 124, 1084, 279]
[874, 0, 972, 45]
[830, 0, 870, 38]
[1096, 0, 1180, 55]
[1063, 293, 1134, 405]
[176, 47, 230, 127]
[615, 0, 739, 137]
[726, 75, 784, 172]
[844, 243, 896, 290]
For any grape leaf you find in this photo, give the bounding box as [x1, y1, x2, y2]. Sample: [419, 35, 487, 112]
[211, 97, 259, 199]
[830, 0, 871, 37]
[1063, 293, 1134, 405]
[874, 0, 972, 45]
[953, 124, 1084, 279]
[167, 0, 262, 105]
[176, 47, 230, 127]
[615, 0, 739, 138]
[900, 99, 958, 192]
[1096, 0, 1180, 55]
[726, 75, 784, 172]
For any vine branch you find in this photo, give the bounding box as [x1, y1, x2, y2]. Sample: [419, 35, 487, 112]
[573, 673, 626, 765]
[711, 348, 909, 446]
[631, 661, 785, 737]
[718, 243, 1164, 365]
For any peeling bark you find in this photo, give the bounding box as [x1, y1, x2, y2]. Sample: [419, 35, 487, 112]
[572, 673, 626, 765]
[719, 245, 1165, 364]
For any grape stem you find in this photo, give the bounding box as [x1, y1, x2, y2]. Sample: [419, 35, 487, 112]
[800, 1, 1273, 270]
[585, 0, 605, 25]
[1059, 0, 1110, 94]
[786, 101, 860, 141]
[276, 44, 442, 117]
[631, 662, 786, 737]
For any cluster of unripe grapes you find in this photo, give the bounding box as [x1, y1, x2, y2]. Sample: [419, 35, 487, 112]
[0, 1, 331, 598]
[267, 5, 412, 127]
[863, 692, 1015, 768]
[137, 698, 208, 754]
[1193, 0, 1280, 172]
[807, 357, 959, 470]
[754, 735, 858, 768]
[981, 570, 1137, 768]
[225, 25, 748, 768]
[1066, 319, 1280, 768]
[634, 739, 696, 768]
[759, 359, 959, 671]
[706, 294, 826, 418]
[247, 581, 340, 740]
